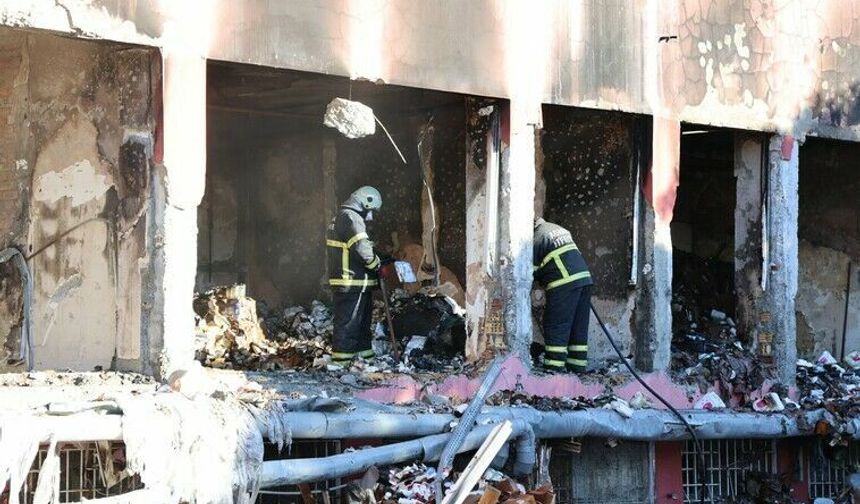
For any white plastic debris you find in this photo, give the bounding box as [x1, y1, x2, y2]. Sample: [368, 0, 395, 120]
[845, 351, 860, 370]
[816, 350, 838, 365]
[710, 309, 727, 322]
[323, 98, 377, 138]
[797, 358, 815, 368]
[752, 392, 785, 412]
[606, 398, 634, 418]
[395, 261, 417, 283]
[477, 105, 494, 116]
[629, 391, 653, 410]
[405, 336, 428, 356]
[694, 391, 726, 410]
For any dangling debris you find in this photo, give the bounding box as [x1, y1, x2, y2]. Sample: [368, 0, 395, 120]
[323, 98, 377, 139]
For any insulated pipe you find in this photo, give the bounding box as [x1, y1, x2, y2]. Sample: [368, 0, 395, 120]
[259, 408, 843, 487]
[259, 420, 530, 488]
[278, 408, 849, 441]
[512, 423, 536, 476]
[281, 412, 455, 439]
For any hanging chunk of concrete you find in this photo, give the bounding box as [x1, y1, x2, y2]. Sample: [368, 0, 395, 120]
[323, 98, 377, 139]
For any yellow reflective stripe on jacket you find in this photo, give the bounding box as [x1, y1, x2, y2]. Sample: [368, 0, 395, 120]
[566, 358, 587, 366]
[329, 278, 379, 287]
[326, 239, 352, 279]
[329, 234, 377, 280]
[546, 271, 591, 290]
[544, 358, 566, 368]
[568, 344, 588, 352]
[538, 243, 578, 269]
[367, 256, 381, 270]
[346, 232, 369, 248]
[545, 345, 568, 354]
[332, 351, 356, 360]
[358, 349, 375, 358]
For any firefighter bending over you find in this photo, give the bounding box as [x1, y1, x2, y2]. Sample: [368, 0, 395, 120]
[533, 217, 593, 373]
[327, 186, 386, 367]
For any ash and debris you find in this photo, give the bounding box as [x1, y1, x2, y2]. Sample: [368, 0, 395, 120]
[488, 390, 652, 417]
[795, 352, 860, 446]
[193, 284, 471, 375]
[669, 248, 767, 398]
[671, 322, 774, 406]
[346, 463, 554, 504]
[193, 284, 330, 371]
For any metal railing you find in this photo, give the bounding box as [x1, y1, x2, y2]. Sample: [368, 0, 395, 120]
[258, 440, 343, 504]
[682, 439, 776, 502]
[808, 441, 860, 500]
[20, 442, 142, 503]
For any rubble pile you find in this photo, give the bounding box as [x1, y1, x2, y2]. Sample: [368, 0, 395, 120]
[193, 285, 332, 370]
[379, 464, 444, 504]
[488, 391, 652, 416]
[672, 309, 774, 406]
[193, 284, 468, 373]
[369, 463, 554, 504]
[796, 352, 860, 442]
[372, 290, 468, 372]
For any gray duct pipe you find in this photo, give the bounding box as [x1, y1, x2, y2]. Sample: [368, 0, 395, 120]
[281, 412, 455, 439]
[277, 407, 841, 441]
[260, 408, 844, 487]
[260, 420, 532, 488]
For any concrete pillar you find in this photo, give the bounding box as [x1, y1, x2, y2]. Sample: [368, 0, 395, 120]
[464, 99, 497, 361]
[498, 101, 537, 361]
[734, 134, 765, 346]
[760, 135, 799, 385]
[634, 117, 678, 372]
[142, 52, 206, 377]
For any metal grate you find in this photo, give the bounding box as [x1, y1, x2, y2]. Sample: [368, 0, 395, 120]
[682, 439, 776, 502]
[549, 439, 651, 504]
[808, 442, 860, 499]
[258, 440, 342, 504]
[19, 442, 142, 503]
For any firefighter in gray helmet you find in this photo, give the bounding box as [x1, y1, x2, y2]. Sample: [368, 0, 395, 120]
[326, 186, 386, 366]
[533, 217, 593, 373]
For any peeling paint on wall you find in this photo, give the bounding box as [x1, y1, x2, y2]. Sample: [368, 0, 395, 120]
[34, 159, 112, 206]
[0, 27, 156, 371]
[29, 114, 117, 370]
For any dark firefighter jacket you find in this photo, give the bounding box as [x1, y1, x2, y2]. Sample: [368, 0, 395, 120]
[327, 199, 381, 292]
[533, 218, 592, 290]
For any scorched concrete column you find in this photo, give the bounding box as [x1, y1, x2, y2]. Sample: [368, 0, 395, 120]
[464, 100, 496, 361]
[144, 52, 206, 377]
[761, 135, 799, 385]
[498, 102, 537, 362]
[634, 117, 678, 372]
[734, 134, 765, 347]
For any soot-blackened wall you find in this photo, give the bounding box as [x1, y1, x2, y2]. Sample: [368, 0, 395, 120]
[797, 138, 860, 359]
[540, 106, 635, 299]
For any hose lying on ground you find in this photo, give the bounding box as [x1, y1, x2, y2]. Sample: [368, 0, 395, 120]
[591, 303, 710, 504]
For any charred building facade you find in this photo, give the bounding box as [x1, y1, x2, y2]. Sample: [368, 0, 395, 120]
[2, 1, 860, 503]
